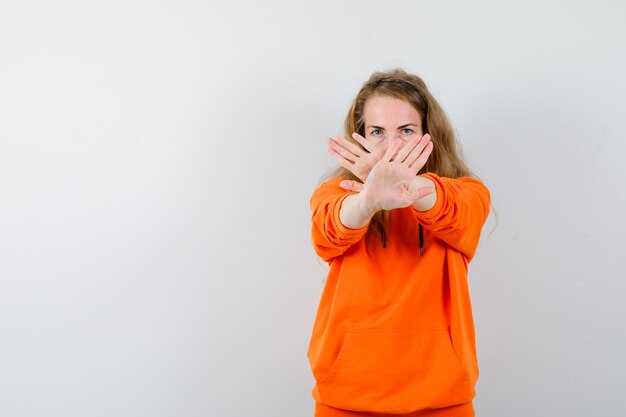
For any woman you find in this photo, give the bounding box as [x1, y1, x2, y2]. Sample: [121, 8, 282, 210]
[308, 69, 491, 417]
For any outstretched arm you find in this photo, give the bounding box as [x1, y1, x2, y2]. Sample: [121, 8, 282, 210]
[310, 180, 371, 263]
[411, 173, 491, 260]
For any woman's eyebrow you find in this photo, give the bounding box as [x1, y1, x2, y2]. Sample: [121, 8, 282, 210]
[366, 123, 418, 129]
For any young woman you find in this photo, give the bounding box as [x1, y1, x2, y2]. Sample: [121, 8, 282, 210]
[307, 69, 491, 417]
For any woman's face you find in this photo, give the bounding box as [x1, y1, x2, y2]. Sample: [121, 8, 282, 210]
[362, 94, 424, 153]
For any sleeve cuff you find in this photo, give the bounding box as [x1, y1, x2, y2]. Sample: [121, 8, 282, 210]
[331, 192, 370, 239]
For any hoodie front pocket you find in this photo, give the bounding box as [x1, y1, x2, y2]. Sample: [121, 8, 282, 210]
[316, 328, 472, 414]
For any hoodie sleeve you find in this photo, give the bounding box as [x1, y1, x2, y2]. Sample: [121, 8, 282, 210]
[412, 173, 491, 260]
[309, 177, 369, 263]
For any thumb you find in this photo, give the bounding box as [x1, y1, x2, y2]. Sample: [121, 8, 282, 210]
[409, 186, 435, 201]
[339, 180, 364, 192]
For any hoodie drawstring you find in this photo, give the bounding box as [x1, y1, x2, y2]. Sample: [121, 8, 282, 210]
[381, 224, 423, 255]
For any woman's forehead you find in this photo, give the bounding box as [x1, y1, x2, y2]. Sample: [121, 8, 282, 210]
[364, 95, 420, 125]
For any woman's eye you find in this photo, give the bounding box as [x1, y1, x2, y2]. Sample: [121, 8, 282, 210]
[371, 129, 382, 137]
[402, 128, 414, 135]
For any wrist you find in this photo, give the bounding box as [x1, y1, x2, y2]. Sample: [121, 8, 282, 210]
[355, 191, 379, 217]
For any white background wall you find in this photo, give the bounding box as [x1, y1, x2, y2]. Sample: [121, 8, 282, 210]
[1, 1, 625, 416]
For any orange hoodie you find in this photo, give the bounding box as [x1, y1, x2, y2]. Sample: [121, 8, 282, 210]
[307, 173, 490, 416]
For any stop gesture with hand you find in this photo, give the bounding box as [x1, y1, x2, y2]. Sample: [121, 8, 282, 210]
[338, 134, 435, 211]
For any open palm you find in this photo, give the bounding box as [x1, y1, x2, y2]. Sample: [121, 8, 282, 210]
[340, 134, 435, 211]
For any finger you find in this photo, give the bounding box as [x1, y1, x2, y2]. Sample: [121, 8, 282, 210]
[328, 141, 363, 175]
[395, 134, 424, 164]
[405, 134, 432, 167]
[384, 138, 404, 162]
[339, 180, 364, 192]
[328, 146, 357, 171]
[409, 141, 434, 175]
[351, 132, 375, 153]
[333, 135, 368, 157]
[327, 138, 358, 163]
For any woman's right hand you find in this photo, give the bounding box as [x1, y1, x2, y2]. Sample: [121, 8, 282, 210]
[326, 132, 385, 182]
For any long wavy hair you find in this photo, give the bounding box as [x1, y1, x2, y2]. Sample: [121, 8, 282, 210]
[320, 68, 474, 251]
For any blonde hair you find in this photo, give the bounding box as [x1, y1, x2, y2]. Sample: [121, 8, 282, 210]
[320, 68, 475, 250]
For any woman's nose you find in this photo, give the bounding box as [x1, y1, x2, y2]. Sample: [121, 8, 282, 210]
[384, 133, 404, 145]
